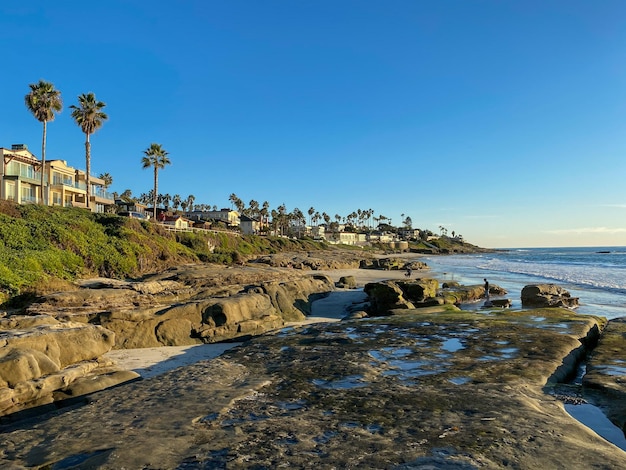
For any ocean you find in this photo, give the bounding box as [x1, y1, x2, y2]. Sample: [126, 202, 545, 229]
[422, 246, 626, 320]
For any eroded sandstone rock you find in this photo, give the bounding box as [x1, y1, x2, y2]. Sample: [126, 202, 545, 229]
[4, 264, 331, 415]
[521, 284, 579, 308]
[582, 316, 626, 433]
[364, 279, 440, 315]
[0, 323, 134, 416]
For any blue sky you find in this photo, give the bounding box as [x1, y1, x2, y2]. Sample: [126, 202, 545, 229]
[1, 1, 625, 248]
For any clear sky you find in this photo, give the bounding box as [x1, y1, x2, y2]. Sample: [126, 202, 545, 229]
[1, 1, 625, 248]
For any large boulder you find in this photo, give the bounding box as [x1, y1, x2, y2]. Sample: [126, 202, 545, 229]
[0, 322, 135, 416]
[440, 283, 507, 305]
[396, 279, 439, 302]
[364, 281, 415, 315]
[364, 279, 441, 315]
[360, 257, 407, 271]
[336, 275, 357, 289]
[253, 252, 367, 270]
[521, 284, 579, 308]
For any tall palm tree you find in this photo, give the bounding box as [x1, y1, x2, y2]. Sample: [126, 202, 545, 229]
[260, 201, 270, 231]
[25, 80, 63, 205]
[70, 93, 107, 209]
[141, 143, 171, 220]
[186, 194, 195, 212]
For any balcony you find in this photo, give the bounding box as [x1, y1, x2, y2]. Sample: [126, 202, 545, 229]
[52, 177, 87, 192]
[20, 196, 39, 204]
[5, 168, 44, 184]
[91, 188, 115, 202]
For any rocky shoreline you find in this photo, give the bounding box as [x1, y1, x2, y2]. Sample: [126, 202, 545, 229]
[1, 250, 625, 468]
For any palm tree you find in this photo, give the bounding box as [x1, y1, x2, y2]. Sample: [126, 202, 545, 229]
[162, 193, 172, 209]
[98, 172, 113, 190]
[25, 80, 63, 205]
[229, 193, 239, 210]
[141, 143, 171, 219]
[120, 189, 134, 202]
[172, 194, 182, 211]
[260, 201, 270, 231]
[70, 93, 107, 209]
[248, 199, 259, 219]
[186, 194, 195, 212]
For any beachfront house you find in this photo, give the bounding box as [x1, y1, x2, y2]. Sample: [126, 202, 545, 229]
[0, 144, 42, 204]
[0, 143, 115, 212]
[161, 215, 193, 230]
[311, 225, 326, 240]
[185, 208, 240, 227]
[398, 228, 421, 240]
[327, 231, 358, 245]
[116, 200, 150, 218]
[240, 215, 261, 235]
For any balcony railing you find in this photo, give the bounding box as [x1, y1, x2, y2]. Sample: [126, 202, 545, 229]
[92, 189, 114, 201]
[53, 177, 75, 186]
[5, 168, 44, 183]
[52, 178, 87, 191]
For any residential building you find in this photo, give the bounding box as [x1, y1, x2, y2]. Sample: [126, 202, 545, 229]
[1, 144, 43, 204]
[1, 144, 115, 212]
[311, 225, 326, 240]
[327, 231, 358, 245]
[190, 209, 240, 227]
[75, 170, 115, 213]
[161, 215, 192, 230]
[48, 159, 88, 208]
[116, 200, 150, 218]
[368, 232, 395, 243]
[398, 228, 421, 240]
[240, 215, 261, 235]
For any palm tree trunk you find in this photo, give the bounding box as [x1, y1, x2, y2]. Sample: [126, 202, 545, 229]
[153, 167, 158, 220]
[40, 120, 47, 205]
[85, 134, 91, 209]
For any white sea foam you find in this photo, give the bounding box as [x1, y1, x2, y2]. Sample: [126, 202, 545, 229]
[424, 247, 626, 319]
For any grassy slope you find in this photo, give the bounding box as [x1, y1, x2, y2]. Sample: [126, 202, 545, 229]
[0, 202, 326, 303]
[0, 201, 480, 304]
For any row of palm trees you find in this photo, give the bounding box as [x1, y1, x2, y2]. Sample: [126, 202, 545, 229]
[25, 80, 169, 218]
[25, 80, 107, 208]
[227, 193, 416, 235]
[23, 81, 425, 238]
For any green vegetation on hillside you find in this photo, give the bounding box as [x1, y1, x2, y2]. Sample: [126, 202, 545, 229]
[0, 202, 329, 303]
[0, 202, 482, 305]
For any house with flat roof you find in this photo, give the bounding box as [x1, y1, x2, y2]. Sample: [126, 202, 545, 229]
[1, 143, 115, 212]
[240, 214, 261, 235]
[187, 208, 240, 227]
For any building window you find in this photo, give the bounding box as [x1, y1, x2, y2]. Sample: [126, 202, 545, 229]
[52, 192, 62, 206]
[20, 185, 36, 203]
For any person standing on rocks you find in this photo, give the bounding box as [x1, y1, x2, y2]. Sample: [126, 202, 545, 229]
[484, 278, 490, 301]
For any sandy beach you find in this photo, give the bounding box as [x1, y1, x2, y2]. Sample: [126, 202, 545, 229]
[104, 264, 426, 378]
